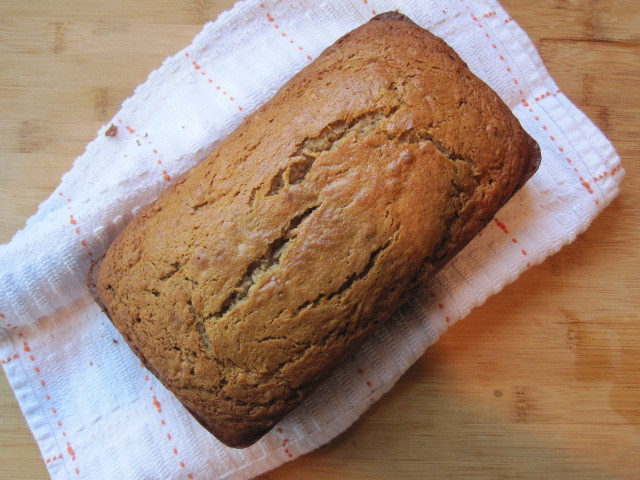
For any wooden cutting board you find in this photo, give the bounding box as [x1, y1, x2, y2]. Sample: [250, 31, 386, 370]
[1, 1, 638, 478]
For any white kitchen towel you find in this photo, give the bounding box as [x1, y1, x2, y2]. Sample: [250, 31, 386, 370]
[0, 0, 624, 478]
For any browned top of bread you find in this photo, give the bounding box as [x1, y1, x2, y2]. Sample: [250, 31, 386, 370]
[91, 12, 540, 448]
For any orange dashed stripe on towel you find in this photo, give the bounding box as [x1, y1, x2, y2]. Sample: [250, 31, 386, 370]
[593, 164, 622, 182]
[10, 332, 81, 474]
[493, 217, 530, 264]
[59, 192, 93, 258]
[185, 53, 245, 112]
[462, 0, 601, 205]
[260, 4, 314, 60]
[119, 121, 172, 182]
[143, 369, 193, 477]
[361, 0, 378, 16]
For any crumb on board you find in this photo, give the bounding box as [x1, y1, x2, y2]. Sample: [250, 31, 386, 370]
[105, 124, 118, 137]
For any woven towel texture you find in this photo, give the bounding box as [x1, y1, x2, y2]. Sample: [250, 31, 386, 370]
[0, 1, 623, 479]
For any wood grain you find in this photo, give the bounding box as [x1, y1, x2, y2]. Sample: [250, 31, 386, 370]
[1, 1, 638, 479]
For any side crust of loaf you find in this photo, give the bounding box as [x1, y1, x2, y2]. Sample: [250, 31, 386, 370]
[90, 13, 540, 448]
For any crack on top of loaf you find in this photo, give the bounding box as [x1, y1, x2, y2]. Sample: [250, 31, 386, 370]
[397, 129, 466, 164]
[265, 106, 400, 198]
[191, 300, 213, 355]
[191, 143, 259, 212]
[293, 237, 393, 314]
[297, 105, 398, 154]
[215, 229, 397, 380]
[204, 203, 320, 324]
[159, 261, 183, 281]
[410, 160, 480, 287]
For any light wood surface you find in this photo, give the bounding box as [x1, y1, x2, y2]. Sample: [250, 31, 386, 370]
[1, 1, 638, 478]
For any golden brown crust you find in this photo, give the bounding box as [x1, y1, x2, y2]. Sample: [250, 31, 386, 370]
[90, 13, 540, 448]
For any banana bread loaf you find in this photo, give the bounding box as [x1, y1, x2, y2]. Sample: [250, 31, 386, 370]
[89, 12, 541, 448]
